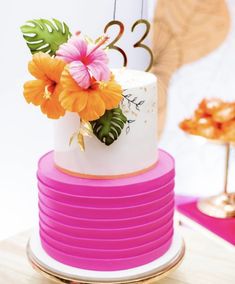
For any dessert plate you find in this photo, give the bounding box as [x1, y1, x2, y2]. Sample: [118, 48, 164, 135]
[27, 230, 185, 283]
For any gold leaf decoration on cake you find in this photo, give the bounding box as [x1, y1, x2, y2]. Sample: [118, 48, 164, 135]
[77, 133, 85, 152]
[152, 0, 230, 136]
[69, 120, 93, 151]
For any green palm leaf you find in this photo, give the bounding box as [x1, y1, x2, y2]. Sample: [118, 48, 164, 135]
[21, 18, 71, 56]
[92, 108, 127, 146]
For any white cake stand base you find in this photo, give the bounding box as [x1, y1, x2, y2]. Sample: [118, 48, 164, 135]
[27, 231, 185, 284]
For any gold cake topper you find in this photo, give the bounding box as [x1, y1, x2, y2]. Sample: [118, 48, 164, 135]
[104, 0, 154, 72]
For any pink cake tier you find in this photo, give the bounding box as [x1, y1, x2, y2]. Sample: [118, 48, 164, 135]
[37, 149, 175, 271]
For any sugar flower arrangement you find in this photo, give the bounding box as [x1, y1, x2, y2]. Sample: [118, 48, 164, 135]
[180, 98, 235, 143]
[21, 19, 127, 148]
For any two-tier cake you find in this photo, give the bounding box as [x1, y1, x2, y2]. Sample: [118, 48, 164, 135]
[21, 18, 183, 282]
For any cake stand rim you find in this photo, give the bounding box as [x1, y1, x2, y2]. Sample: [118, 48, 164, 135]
[27, 230, 185, 283]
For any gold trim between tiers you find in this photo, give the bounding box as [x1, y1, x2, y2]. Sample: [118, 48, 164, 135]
[54, 161, 158, 180]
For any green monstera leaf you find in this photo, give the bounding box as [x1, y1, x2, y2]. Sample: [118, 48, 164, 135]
[91, 107, 127, 146]
[21, 18, 71, 56]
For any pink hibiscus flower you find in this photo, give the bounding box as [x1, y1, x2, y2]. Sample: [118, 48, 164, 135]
[56, 35, 111, 89]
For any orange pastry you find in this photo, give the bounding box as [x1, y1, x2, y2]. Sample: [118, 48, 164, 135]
[195, 117, 221, 140]
[221, 120, 235, 143]
[212, 103, 235, 123]
[199, 98, 223, 116]
[179, 118, 197, 134]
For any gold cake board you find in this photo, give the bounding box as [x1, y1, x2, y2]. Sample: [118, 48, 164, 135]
[27, 231, 185, 284]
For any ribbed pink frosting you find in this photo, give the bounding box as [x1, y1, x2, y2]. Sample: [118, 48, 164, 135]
[37, 150, 175, 271]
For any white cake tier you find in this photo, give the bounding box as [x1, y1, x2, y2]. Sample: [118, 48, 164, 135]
[54, 69, 158, 178]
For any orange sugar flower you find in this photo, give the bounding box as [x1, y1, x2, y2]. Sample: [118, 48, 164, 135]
[23, 52, 66, 119]
[60, 68, 123, 121]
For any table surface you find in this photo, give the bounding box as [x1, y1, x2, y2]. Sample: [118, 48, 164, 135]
[0, 226, 234, 284]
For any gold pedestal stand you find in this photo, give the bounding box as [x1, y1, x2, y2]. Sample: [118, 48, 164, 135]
[27, 232, 185, 284]
[197, 143, 235, 218]
[28, 255, 185, 284]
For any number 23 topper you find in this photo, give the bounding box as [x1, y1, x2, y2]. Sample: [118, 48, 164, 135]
[104, 0, 154, 72]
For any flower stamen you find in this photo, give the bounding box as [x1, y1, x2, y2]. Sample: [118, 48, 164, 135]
[98, 81, 108, 90]
[88, 35, 109, 56]
[44, 85, 52, 100]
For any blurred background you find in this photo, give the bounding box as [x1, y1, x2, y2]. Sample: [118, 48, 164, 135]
[0, 0, 234, 240]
